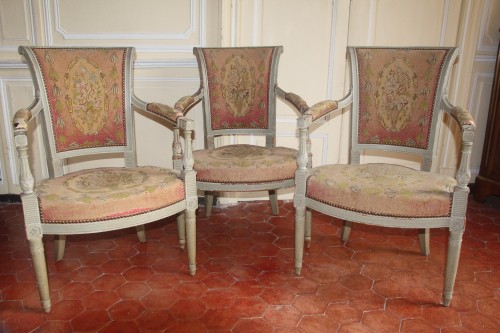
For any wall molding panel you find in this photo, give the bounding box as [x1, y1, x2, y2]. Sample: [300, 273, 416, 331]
[477, 0, 500, 52]
[52, 0, 197, 41]
[0, 0, 36, 55]
[44, 0, 208, 53]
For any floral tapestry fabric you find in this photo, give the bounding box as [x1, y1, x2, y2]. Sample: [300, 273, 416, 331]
[355, 48, 450, 149]
[201, 48, 275, 130]
[37, 167, 185, 223]
[309, 100, 339, 121]
[32, 48, 127, 152]
[306, 163, 456, 218]
[146, 102, 183, 124]
[194, 144, 296, 184]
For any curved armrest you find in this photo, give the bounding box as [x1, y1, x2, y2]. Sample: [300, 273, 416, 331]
[145, 102, 183, 125]
[132, 94, 193, 125]
[275, 86, 309, 115]
[450, 106, 475, 132]
[308, 100, 339, 121]
[276, 86, 348, 122]
[174, 88, 203, 115]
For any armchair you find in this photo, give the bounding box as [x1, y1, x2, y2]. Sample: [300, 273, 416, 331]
[13, 46, 198, 313]
[172, 47, 308, 216]
[294, 47, 475, 306]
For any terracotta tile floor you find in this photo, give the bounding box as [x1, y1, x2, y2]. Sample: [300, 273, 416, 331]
[1, 196, 499, 332]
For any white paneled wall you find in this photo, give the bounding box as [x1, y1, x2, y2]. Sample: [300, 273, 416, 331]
[0, 0, 499, 201]
[0, 0, 219, 194]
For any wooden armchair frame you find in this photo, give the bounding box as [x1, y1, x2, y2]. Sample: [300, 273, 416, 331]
[294, 47, 475, 306]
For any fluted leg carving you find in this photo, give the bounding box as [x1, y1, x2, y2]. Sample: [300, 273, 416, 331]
[294, 206, 306, 275]
[177, 213, 186, 250]
[305, 208, 312, 248]
[185, 209, 197, 276]
[443, 229, 464, 306]
[29, 238, 51, 313]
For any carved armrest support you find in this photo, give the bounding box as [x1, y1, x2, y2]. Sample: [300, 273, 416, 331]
[296, 114, 313, 171]
[177, 117, 195, 172]
[174, 88, 203, 115]
[450, 106, 476, 189]
[12, 108, 35, 194]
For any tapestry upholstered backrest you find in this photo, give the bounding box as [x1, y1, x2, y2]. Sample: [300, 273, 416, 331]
[20, 47, 135, 161]
[348, 47, 459, 168]
[194, 47, 283, 148]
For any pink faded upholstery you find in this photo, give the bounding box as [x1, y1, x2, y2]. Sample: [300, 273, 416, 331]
[201, 48, 275, 130]
[306, 164, 456, 218]
[194, 144, 296, 184]
[355, 48, 450, 149]
[37, 167, 185, 223]
[32, 48, 128, 153]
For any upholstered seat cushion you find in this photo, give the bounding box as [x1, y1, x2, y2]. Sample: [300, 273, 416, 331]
[194, 144, 297, 184]
[37, 167, 185, 223]
[306, 163, 456, 218]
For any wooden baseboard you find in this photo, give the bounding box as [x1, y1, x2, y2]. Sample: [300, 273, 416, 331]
[0, 194, 21, 203]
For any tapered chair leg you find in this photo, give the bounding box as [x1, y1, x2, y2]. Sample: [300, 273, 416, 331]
[205, 193, 214, 217]
[295, 206, 306, 275]
[443, 229, 464, 306]
[177, 212, 186, 250]
[269, 190, 279, 215]
[341, 221, 352, 242]
[305, 208, 312, 248]
[185, 209, 197, 276]
[419, 228, 430, 256]
[54, 235, 66, 261]
[136, 225, 146, 243]
[29, 238, 51, 313]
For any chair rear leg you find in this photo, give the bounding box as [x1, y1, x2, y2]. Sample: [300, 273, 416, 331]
[305, 208, 312, 248]
[443, 229, 464, 306]
[185, 209, 197, 276]
[29, 238, 51, 313]
[295, 206, 306, 275]
[54, 235, 66, 261]
[205, 192, 214, 217]
[177, 212, 186, 250]
[418, 228, 430, 255]
[269, 190, 279, 215]
[341, 221, 352, 242]
[136, 225, 146, 243]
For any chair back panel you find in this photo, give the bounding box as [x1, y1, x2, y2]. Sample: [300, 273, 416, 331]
[22, 47, 134, 158]
[194, 47, 282, 141]
[349, 47, 458, 157]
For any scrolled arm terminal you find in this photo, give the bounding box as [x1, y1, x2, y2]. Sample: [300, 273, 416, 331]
[13, 108, 33, 133]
